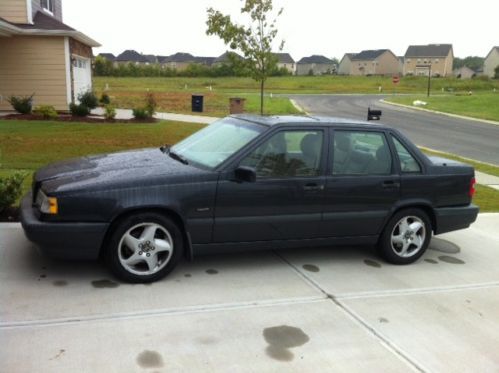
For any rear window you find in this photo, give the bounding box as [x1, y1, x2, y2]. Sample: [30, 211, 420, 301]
[391, 136, 421, 173]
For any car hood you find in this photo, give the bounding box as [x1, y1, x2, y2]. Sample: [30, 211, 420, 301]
[35, 148, 208, 194]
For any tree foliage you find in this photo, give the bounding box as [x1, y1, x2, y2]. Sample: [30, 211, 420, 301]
[206, 0, 285, 114]
[453, 56, 484, 71]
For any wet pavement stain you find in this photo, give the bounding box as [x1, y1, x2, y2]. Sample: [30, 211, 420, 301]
[53, 280, 68, 287]
[424, 259, 438, 264]
[302, 264, 320, 273]
[184, 273, 192, 278]
[263, 325, 310, 362]
[91, 279, 120, 288]
[378, 317, 389, 323]
[429, 238, 460, 254]
[205, 269, 218, 275]
[364, 259, 382, 268]
[136, 350, 164, 368]
[39, 274, 47, 279]
[49, 349, 65, 360]
[438, 255, 465, 264]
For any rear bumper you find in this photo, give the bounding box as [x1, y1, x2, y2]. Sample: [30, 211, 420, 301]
[434, 204, 479, 235]
[20, 193, 109, 260]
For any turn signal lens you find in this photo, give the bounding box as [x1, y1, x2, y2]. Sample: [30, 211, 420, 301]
[48, 197, 58, 214]
[469, 177, 476, 199]
[39, 192, 58, 215]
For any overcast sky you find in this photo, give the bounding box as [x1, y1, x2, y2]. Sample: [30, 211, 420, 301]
[63, 0, 498, 59]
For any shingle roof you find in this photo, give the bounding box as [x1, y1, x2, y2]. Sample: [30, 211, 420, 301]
[405, 44, 453, 57]
[143, 54, 158, 63]
[351, 49, 390, 61]
[165, 53, 196, 62]
[273, 53, 295, 64]
[98, 53, 116, 61]
[214, 51, 244, 63]
[11, 11, 74, 31]
[298, 55, 334, 64]
[115, 50, 148, 63]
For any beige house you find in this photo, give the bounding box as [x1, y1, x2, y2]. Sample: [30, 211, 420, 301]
[0, 0, 100, 111]
[337, 53, 356, 75]
[272, 53, 295, 74]
[403, 44, 454, 77]
[346, 49, 399, 76]
[453, 66, 476, 79]
[296, 55, 335, 75]
[483, 46, 499, 78]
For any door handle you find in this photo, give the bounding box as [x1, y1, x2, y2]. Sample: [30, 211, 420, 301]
[382, 180, 400, 188]
[303, 183, 324, 191]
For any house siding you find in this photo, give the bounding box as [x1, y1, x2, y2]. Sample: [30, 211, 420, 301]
[296, 63, 333, 75]
[484, 49, 499, 78]
[0, 36, 69, 111]
[403, 50, 453, 77]
[31, 0, 63, 21]
[350, 51, 399, 76]
[0, 0, 28, 24]
[338, 55, 352, 75]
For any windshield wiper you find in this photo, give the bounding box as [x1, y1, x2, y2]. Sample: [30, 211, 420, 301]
[168, 150, 189, 165]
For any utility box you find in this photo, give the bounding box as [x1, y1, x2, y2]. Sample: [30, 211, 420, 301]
[192, 95, 204, 113]
[229, 97, 246, 114]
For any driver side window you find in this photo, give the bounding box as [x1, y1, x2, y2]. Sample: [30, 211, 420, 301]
[391, 136, 421, 173]
[240, 130, 323, 178]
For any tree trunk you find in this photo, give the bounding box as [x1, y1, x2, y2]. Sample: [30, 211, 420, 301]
[260, 79, 264, 115]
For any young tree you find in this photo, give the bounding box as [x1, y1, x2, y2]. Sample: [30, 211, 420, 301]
[206, 0, 284, 115]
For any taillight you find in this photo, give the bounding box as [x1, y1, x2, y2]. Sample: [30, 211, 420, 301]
[469, 177, 476, 199]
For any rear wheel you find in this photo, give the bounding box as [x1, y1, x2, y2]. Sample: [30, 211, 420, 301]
[105, 212, 183, 283]
[378, 208, 431, 264]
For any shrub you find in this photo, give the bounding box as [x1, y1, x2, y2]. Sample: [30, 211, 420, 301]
[495, 65, 499, 79]
[78, 91, 99, 109]
[69, 103, 90, 117]
[132, 107, 150, 120]
[100, 93, 111, 105]
[104, 105, 116, 120]
[145, 92, 157, 116]
[34, 105, 58, 119]
[0, 173, 26, 213]
[7, 94, 34, 114]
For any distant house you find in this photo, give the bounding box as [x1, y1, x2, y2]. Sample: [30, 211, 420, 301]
[398, 57, 404, 75]
[347, 49, 399, 76]
[483, 46, 499, 78]
[272, 53, 295, 74]
[338, 53, 356, 75]
[0, 0, 100, 111]
[98, 53, 116, 62]
[194, 57, 216, 66]
[453, 66, 476, 79]
[115, 50, 148, 65]
[296, 55, 335, 75]
[212, 51, 244, 66]
[403, 44, 454, 77]
[143, 54, 158, 64]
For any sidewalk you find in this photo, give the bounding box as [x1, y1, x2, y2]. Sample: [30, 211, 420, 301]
[91, 108, 219, 124]
[476, 171, 499, 191]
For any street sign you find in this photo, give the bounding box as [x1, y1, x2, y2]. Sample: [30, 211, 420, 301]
[392, 76, 400, 84]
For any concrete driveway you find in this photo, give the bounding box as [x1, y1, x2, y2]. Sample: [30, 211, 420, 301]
[1, 215, 499, 372]
[290, 94, 499, 165]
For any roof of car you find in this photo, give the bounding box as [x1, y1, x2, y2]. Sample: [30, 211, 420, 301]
[230, 114, 389, 129]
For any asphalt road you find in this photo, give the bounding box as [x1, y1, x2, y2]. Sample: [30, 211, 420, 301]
[291, 94, 499, 165]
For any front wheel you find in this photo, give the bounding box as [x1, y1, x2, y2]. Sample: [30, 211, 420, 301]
[378, 208, 431, 264]
[105, 212, 183, 283]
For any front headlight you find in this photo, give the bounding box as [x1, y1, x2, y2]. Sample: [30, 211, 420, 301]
[36, 190, 58, 215]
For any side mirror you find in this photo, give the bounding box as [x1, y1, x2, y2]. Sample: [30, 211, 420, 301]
[234, 166, 256, 183]
[367, 107, 382, 121]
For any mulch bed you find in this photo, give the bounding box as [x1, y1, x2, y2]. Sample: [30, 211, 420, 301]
[0, 207, 20, 223]
[2, 113, 157, 124]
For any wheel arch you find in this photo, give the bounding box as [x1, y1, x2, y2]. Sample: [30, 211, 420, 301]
[100, 206, 193, 261]
[385, 202, 437, 233]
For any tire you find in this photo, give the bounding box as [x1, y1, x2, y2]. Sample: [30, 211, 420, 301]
[378, 208, 431, 265]
[105, 212, 183, 283]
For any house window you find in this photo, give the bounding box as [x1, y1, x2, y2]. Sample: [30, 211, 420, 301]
[41, 0, 54, 14]
[406, 59, 411, 63]
[435, 59, 439, 63]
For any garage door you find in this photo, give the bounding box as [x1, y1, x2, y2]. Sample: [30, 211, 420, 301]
[72, 56, 92, 103]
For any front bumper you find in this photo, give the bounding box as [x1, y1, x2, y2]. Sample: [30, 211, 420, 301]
[434, 204, 479, 235]
[20, 193, 109, 260]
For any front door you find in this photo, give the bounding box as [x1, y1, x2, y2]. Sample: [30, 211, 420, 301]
[214, 128, 327, 243]
[321, 129, 400, 237]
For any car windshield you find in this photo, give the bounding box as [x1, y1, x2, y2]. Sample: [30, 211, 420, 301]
[170, 118, 265, 169]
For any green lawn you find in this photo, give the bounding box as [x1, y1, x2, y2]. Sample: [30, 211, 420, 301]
[94, 76, 499, 117]
[386, 93, 499, 122]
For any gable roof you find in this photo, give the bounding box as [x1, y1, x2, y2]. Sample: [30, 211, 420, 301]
[405, 44, 453, 57]
[273, 53, 295, 63]
[214, 51, 244, 64]
[98, 53, 116, 61]
[14, 11, 74, 31]
[485, 46, 499, 60]
[298, 55, 334, 64]
[165, 52, 196, 62]
[115, 50, 148, 63]
[351, 49, 390, 61]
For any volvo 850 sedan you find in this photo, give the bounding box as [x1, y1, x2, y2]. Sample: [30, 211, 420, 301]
[21, 115, 479, 282]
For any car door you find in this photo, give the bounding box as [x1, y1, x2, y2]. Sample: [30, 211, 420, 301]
[214, 127, 327, 243]
[320, 128, 400, 237]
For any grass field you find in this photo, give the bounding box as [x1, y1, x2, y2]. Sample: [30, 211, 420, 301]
[1, 119, 498, 211]
[386, 93, 499, 122]
[94, 76, 499, 117]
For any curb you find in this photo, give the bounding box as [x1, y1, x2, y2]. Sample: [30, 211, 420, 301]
[289, 99, 309, 115]
[380, 99, 499, 126]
